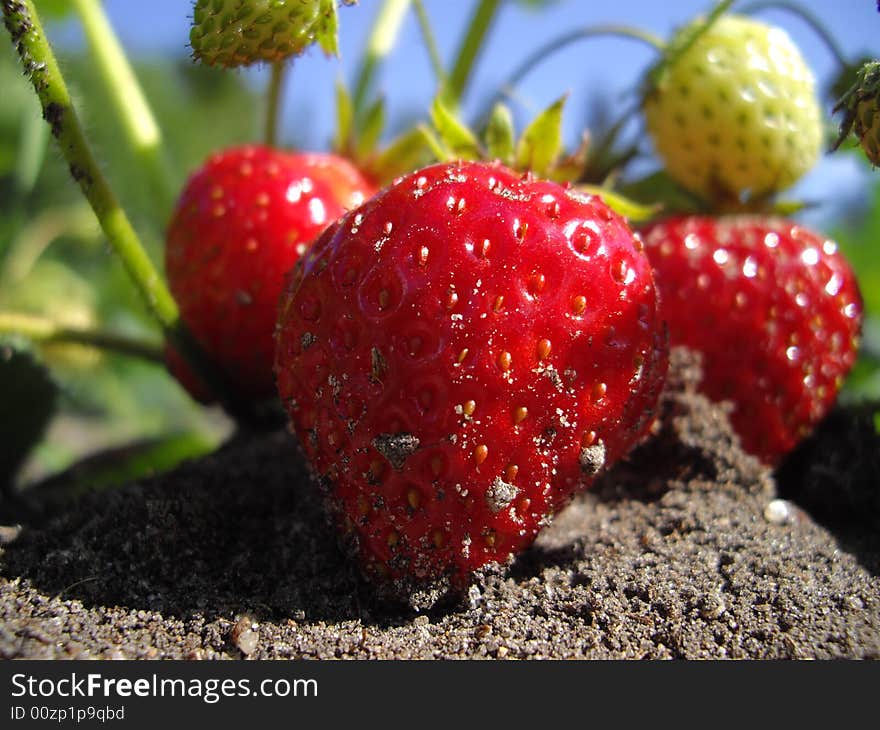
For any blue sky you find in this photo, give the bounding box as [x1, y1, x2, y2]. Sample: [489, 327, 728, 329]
[50, 0, 880, 225]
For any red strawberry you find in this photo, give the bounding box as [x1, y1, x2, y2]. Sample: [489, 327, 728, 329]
[640, 215, 863, 465]
[165, 145, 375, 398]
[275, 160, 668, 588]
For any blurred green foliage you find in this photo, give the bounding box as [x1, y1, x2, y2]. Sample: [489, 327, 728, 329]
[1, 31, 264, 490]
[833, 163, 880, 404]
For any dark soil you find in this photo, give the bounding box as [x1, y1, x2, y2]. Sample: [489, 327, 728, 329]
[1, 352, 878, 659]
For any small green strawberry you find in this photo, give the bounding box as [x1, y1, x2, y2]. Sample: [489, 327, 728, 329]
[832, 60, 880, 167]
[190, 0, 344, 68]
[643, 13, 823, 205]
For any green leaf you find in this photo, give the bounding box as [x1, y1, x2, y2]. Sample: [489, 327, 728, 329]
[430, 97, 482, 160]
[515, 94, 566, 177]
[0, 346, 58, 487]
[356, 96, 387, 162]
[334, 78, 354, 154]
[573, 185, 661, 223]
[485, 103, 515, 165]
[371, 126, 436, 183]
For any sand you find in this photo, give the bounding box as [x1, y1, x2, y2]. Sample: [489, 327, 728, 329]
[1, 354, 878, 659]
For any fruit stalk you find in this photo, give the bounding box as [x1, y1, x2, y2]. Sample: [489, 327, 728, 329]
[0, 310, 164, 363]
[264, 61, 288, 147]
[412, 0, 446, 85]
[443, 0, 500, 107]
[70, 0, 176, 216]
[352, 0, 412, 120]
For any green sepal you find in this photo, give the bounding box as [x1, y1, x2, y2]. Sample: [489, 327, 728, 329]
[416, 123, 454, 164]
[770, 199, 813, 217]
[547, 133, 589, 183]
[370, 126, 437, 183]
[574, 185, 661, 223]
[430, 97, 483, 160]
[485, 103, 515, 165]
[334, 78, 354, 154]
[618, 170, 706, 217]
[356, 96, 387, 163]
[515, 94, 566, 177]
[315, 0, 341, 57]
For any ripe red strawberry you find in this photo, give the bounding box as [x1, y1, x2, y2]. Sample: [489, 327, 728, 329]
[275, 160, 668, 588]
[165, 145, 375, 398]
[640, 215, 863, 465]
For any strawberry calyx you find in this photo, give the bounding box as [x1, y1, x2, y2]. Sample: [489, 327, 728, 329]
[416, 95, 658, 223]
[832, 60, 880, 167]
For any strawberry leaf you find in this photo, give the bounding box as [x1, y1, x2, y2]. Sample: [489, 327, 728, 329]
[485, 103, 515, 165]
[430, 97, 483, 160]
[515, 95, 566, 177]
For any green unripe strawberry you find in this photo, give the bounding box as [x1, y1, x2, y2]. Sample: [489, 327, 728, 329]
[190, 0, 342, 68]
[833, 61, 880, 167]
[643, 14, 823, 204]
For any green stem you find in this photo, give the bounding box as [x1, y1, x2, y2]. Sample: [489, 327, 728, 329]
[264, 61, 288, 147]
[70, 0, 176, 217]
[443, 0, 501, 108]
[352, 0, 412, 121]
[739, 0, 848, 69]
[0, 310, 164, 363]
[412, 0, 446, 87]
[481, 24, 664, 120]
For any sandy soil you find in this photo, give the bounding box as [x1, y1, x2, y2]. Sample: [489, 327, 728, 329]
[1, 354, 878, 659]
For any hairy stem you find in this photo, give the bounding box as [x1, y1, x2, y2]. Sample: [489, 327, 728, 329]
[0, 310, 164, 363]
[70, 0, 176, 216]
[443, 0, 501, 108]
[352, 0, 412, 120]
[264, 61, 288, 147]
